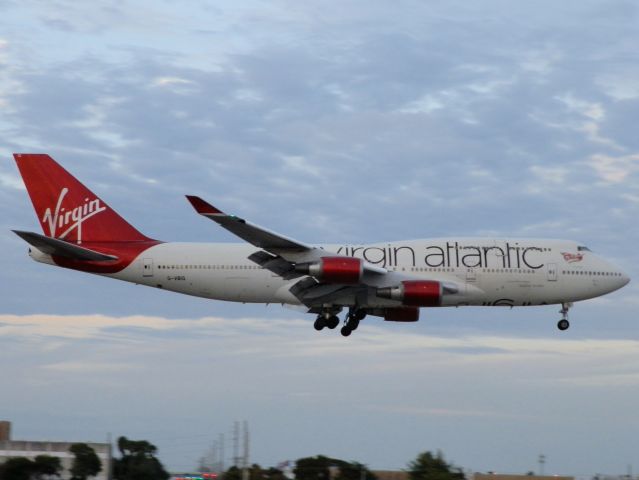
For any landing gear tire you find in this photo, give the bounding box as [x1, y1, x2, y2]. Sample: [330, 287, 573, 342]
[327, 315, 340, 329]
[354, 310, 367, 321]
[341, 308, 365, 335]
[314, 317, 325, 331]
[557, 319, 570, 331]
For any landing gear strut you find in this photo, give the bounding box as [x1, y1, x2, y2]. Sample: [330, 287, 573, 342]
[340, 308, 366, 337]
[557, 302, 572, 331]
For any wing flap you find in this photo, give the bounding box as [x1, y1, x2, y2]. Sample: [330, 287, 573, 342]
[13, 230, 119, 261]
[247, 251, 301, 279]
[288, 276, 372, 307]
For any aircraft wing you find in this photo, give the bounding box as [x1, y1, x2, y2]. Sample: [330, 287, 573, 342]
[186, 195, 387, 276]
[186, 196, 310, 251]
[12, 230, 118, 261]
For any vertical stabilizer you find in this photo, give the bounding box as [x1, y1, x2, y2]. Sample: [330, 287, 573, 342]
[14, 153, 151, 244]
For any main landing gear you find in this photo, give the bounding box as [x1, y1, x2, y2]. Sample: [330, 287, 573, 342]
[313, 311, 340, 331]
[557, 302, 572, 331]
[314, 308, 366, 336]
[340, 308, 367, 337]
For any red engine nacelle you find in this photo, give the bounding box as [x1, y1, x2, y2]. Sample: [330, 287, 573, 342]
[377, 280, 442, 307]
[296, 256, 363, 284]
[383, 307, 420, 322]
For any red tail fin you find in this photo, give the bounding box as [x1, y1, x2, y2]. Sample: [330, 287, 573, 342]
[14, 153, 152, 244]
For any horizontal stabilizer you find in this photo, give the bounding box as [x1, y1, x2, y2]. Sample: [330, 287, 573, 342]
[12, 230, 118, 261]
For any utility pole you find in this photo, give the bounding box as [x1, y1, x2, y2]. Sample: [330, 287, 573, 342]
[107, 432, 113, 480]
[211, 441, 218, 472]
[538, 455, 546, 476]
[242, 421, 250, 480]
[219, 433, 225, 473]
[233, 421, 240, 467]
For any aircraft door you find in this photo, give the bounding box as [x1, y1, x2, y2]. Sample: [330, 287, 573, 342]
[546, 262, 557, 282]
[143, 258, 154, 277]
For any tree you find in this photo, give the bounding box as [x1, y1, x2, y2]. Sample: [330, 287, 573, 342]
[0, 457, 36, 480]
[294, 456, 375, 480]
[69, 443, 102, 480]
[248, 464, 268, 480]
[117, 438, 158, 459]
[293, 455, 332, 480]
[113, 436, 169, 480]
[222, 464, 286, 480]
[263, 467, 287, 480]
[335, 462, 375, 480]
[407, 451, 465, 480]
[222, 466, 242, 480]
[0, 456, 62, 480]
[33, 456, 62, 480]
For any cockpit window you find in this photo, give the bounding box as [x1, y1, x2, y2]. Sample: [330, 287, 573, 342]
[577, 246, 591, 252]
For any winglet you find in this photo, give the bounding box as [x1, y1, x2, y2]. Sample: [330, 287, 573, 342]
[185, 195, 223, 215]
[185, 195, 309, 250]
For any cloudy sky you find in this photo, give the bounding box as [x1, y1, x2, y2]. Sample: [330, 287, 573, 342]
[1, 0, 639, 476]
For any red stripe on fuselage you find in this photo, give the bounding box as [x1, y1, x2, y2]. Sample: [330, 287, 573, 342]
[52, 240, 162, 274]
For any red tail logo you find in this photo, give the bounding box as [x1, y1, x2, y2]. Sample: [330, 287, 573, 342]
[42, 188, 107, 243]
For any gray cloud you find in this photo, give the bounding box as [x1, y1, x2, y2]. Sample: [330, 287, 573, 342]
[2, 313, 639, 472]
[2, 0, 638, 310]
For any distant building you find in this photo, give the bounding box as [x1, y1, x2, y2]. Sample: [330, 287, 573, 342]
[0, 422, 10, 443]
[475, 474, 574, 480]
[372, 471, 409, 480]
[0, 421, 111, 480]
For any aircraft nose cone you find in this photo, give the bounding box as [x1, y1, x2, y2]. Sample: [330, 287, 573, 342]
[621, 271, 631, 286]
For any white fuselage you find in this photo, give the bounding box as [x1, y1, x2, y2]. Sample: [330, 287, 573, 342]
[35, 237, 625, 309]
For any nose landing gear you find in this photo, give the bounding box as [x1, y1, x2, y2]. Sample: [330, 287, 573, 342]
[557, 302, 572, 331]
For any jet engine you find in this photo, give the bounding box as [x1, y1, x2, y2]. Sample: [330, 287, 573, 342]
[377, 280, 442, 307]
[295, 256, 363, 284]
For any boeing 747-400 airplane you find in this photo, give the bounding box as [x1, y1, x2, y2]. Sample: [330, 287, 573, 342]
[12, 154, 630, 336]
